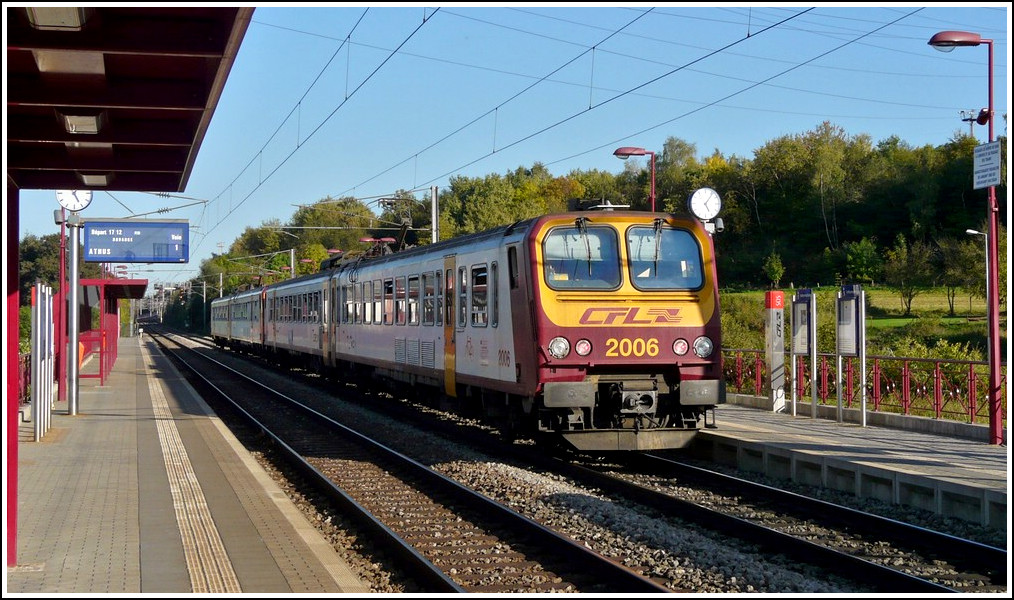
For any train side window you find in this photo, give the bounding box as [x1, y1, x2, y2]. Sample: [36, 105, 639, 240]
[363, 280, 373, 323]
[508, 246, 519, 290]
[343, 284, 353, 323]
[491, 261, 499, 328]
[422, 273, 434, 326]
[444, 269, 454, 326]
[435, 270, 443, 327]
[407, 275, 420, 325]
[350, 281, 358, 324]
[383, 278, 394, 325]
[395, 276, 407, 325]
[373, 279, 382, 324]
[457, 267, 467, 328]
[470, 265, 488, 327]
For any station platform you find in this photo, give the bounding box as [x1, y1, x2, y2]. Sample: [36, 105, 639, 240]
[696, 398, 1009, 531]
[5, 335, 371, 594]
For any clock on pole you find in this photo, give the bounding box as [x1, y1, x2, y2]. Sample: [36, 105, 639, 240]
[56, 189, 93, 212]
[687, 187, 721, 221]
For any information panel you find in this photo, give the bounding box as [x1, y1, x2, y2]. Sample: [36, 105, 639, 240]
[973, 140, 1001, 190]
[83, 219, 189, 263]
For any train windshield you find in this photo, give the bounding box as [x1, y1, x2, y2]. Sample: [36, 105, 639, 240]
[626, 224, 703, 290]
[543, 225, 621, 290]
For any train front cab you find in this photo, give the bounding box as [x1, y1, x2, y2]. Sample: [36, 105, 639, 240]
[529, 212, 723, 452]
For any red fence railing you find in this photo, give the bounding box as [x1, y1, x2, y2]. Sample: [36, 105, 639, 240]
[723, 349, 1007, 426]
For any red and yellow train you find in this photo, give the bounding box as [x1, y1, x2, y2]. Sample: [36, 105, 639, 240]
[211, 208, 724, 452]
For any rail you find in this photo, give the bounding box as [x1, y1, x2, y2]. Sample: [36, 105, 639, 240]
[723, 349, 1007, 426]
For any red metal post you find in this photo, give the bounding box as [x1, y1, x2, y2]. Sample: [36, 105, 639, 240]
[820, 355, 830, 403]
[902, 361, 911, 415]
[982, 38, 1003, 445]
[968, 364, 978, 423]
[933, 362, 943, 419]
[872, 359, 881, 411]
[735, 352, 744, 389]
[7, 183, 20, 566]
[845, 358, 854, 408]
[57, 211, 66, 402]
[754, 352, 763, 396]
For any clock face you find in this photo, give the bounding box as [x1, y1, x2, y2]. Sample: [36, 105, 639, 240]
[688, 187, 721, 220]
[57, 189, 92, 212]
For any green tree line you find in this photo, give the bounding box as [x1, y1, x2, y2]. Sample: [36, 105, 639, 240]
[19, 121, 1007, 341]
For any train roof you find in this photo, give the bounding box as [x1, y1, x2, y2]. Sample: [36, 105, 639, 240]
[215, 210, 699, 300]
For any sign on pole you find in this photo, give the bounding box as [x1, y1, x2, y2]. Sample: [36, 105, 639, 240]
[791, 288, 817, 418]
[765, 291, 786, 413]
[973, 141, 1001, 190]
[836, 284, 867, 426]
[83, 219, 189, 263]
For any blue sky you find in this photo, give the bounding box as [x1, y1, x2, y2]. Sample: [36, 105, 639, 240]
[13, 3, 1010, 289]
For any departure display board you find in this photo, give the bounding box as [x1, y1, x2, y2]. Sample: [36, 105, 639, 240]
[83, 219, 189, 263]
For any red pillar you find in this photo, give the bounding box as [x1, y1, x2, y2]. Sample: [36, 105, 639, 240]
[7, 182, 20, 566]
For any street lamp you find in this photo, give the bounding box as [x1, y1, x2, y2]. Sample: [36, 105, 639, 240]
[613, 146, 656, 212]
[931, 30, 1003, 445]
[966, 228, 988, 325]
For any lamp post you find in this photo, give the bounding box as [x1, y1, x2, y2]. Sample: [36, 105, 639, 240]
[965, 229, 988, 321]
[614, 146, 656, 212]
[930, 30, 1003, 445]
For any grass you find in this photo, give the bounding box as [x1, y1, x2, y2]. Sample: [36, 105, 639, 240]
[863, 287, 990, 318]
[722, 286, 1005, 360]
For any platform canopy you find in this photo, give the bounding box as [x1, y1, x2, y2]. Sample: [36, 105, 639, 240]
[6, 6, 253, 193]
[79, 278, 148, 301]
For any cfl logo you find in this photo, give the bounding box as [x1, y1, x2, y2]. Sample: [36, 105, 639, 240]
[578, 307, 681, 325]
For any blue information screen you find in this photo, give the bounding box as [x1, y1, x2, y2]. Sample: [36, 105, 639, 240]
[83, 219, 189, 263]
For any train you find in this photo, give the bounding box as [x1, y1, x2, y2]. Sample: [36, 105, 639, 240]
[210, 208, 724, 452]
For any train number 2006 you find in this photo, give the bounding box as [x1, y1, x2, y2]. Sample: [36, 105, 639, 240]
[605, 337, 659, 357]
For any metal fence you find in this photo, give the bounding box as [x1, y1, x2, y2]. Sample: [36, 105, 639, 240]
[724, 348, 1007, 425]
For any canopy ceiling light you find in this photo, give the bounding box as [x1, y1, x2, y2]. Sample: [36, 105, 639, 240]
[57, 109, 107, 135]
[77, 172, 113, 187]
[25, 7, 94, 31]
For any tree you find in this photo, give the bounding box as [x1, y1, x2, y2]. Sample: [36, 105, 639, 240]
[568, 168, 621, 206]
[19, 232, 101, 304]
[291, 195, 376, 252]
[882, 234, 934, 316]
[842, 237, 882, 285]
[936, 236, 975, 316]
[762, 250, 784, 289]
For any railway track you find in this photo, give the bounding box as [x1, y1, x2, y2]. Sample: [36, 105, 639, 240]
[555, 456, 1006, 593]
[151, 330, 670, 593]
[153, 328, 1006, 593]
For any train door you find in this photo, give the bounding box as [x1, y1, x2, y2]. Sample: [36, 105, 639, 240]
[325, 276, 336, 368]
[443, 255, 456, 397]
[507, 243, 536, 391]
[259, 288, 267, 346]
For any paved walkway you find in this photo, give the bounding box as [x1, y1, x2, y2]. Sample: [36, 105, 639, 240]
[6, 336, 370, 594]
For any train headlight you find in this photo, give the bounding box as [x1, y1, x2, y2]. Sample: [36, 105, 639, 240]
[693, 336, 714, 358]
[575, 339, 592, 356]
[672, 338, 689, 356]
[548, 337, 571, 359]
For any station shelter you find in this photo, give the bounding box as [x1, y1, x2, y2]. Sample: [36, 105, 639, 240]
[74, 278, 147, 386]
